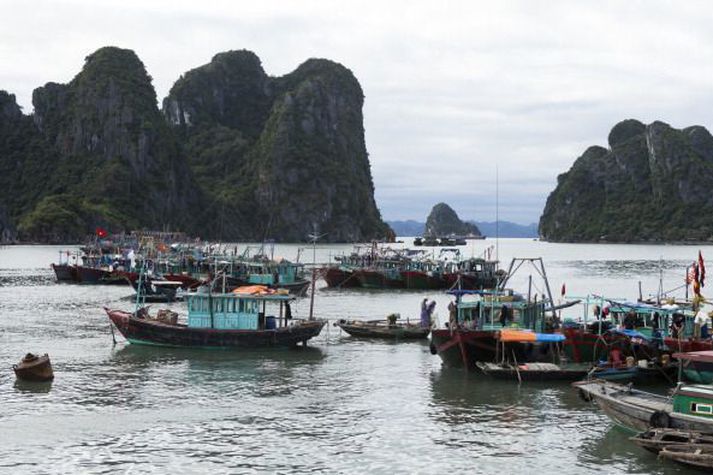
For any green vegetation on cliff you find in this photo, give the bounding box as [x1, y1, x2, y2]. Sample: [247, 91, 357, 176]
[539, 119, 713, 242]
[163, 51, 390, 242]
[0, 47, 389, 242]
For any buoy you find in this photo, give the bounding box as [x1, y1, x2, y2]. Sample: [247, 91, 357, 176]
[13, 353, 54, 382]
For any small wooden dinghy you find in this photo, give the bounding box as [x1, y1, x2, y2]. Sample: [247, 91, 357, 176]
[659, 444, 713, 469]
[476, 362, 590, 381]
[13, 353, 54, 382]
[334, 318, 430, 339]
[630, 428, 713, 454]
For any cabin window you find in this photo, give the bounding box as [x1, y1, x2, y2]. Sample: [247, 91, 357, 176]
[691, 402, 713, 415]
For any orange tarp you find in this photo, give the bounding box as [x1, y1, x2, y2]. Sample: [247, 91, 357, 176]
[232, 285, 275, 295]
[498, 329, 537, 342]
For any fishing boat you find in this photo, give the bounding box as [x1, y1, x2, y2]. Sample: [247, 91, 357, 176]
[659, 444, 713, 469]
[105, 287, 325, 349]
[13, 353, 54, 382]
[51, 263, 77, 282]
[431, 258, 572, 368]
[630, 428, 713, 454]
[477, 362, 589, 381]
[673, 351, 713, 384]
[334, 317, 430, 339]
[573, 379, 713, 432]
[589, 360, 678, 384]
[560, 296, 680, 364]
[129, 277, 182, 303]
[474, 329, 588, 381]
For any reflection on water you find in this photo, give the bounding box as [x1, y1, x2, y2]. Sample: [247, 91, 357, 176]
[0, 243, 707, 473]
[13, 379, 53, 394]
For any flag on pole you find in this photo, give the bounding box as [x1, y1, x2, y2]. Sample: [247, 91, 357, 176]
[561, 283, 566, 297]
[95, 227, 108, 238]
[699, 251, 706, 287]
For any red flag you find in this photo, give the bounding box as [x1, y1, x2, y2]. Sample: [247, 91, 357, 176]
[699, 251, 706, 287]
[95, 227, 108, 238]
[561, 283, 566, 297]
[687, 263, 697, 285]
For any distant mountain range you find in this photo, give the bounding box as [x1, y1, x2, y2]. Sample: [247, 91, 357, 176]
[387, 220, 538, 238]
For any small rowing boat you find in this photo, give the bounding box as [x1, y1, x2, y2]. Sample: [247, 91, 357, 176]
[630, 428, 713, 454]
[660, 444, 713, 469]
[476, 362, 590, 381]
[334, 317, 430, 340]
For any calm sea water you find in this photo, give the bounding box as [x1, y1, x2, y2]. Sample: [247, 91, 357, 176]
[0, 239, 709, 474]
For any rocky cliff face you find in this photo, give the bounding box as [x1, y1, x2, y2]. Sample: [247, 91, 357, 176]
[1, 47, 386, 242]
[539, 119, 713, 242]
[424, 203, 480, 237]
[163, 51, 389, 242]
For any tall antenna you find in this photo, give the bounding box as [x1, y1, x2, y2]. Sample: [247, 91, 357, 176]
[495, 164, 499, 263]
[307, 224, 327, 320]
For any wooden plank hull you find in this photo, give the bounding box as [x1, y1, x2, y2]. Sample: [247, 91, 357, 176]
[430, 329, 498, 368]
[354, 270, 403, 289]
[51, 263, 78, 282]
[400, 271, 443, 290]
[106, 309, 326, 349]
[323, 268, 358, 288]
[336, 321, 429, 339]
[477, 362, 590, 381]
[573, 380, 713, 433]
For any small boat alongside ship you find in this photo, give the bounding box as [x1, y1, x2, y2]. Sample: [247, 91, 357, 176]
[573, 379, 713, 432]
[630, 428, 713, 454]
[334, 316, 430, 340]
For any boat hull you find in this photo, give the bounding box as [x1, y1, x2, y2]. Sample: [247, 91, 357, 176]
[430, 329, 498, 368]
[106, 309, 326, 349]
[323, 268, 358, 288]
[477, 362, 590, 381]
[354, 270, 403, 289]
[574, 380, 713, 433]
[51, 264, 77, 282]
[336, 321, 429, 339]
[401, 271, 443, 290]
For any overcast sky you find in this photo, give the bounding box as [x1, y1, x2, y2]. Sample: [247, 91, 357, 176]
[2, 0, 712, 224]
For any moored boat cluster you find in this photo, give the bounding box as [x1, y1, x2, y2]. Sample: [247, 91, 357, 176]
[35, 235, 713, 470]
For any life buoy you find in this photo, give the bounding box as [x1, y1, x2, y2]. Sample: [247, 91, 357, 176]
[649, 410, 670, 428]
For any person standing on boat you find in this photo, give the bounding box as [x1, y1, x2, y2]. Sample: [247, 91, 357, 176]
[694, 309, 709, 340]
[420, 298, 429, 328]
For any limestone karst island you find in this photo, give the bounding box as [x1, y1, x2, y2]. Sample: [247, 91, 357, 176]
[3, 3, 713, 474]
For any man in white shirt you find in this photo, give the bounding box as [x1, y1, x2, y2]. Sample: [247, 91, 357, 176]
[694, 309, 709, 340]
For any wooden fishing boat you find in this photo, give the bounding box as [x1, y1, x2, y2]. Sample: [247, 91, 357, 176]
[660, 444, 713, 469]
[13, 353, 54, 382]
[476, 362, 590, 381]
[105, 289, 325, 349]
[573, 379, 713, 432]
[590, 361, 678, 384]
[401, 270, 443, 289]
[630, 428, 713, 454]
[323, 267, 358, 288]
[51, 263, 78, 282]
[334, 318, 430, 339]
[431, 259, 564, 369]
[129, 277, 182, 303]
[673, 350, 713, 384]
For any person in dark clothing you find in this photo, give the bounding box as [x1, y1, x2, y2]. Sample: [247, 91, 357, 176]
[285, 302, 292, 320]
[499, 305, 511, 327]
[670, 313, 684, 339]
[623, 310, 636, 330]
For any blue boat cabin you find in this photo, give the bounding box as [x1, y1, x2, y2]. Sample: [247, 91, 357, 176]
[186, 293, 294, 331]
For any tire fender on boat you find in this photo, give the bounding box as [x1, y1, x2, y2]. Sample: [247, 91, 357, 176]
[649, 410, 670, 428]
[429, 342, 438, 355]
[577, 388, 593, 402]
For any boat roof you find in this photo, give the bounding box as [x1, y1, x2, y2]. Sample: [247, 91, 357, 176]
[188, 292, 294, 302]
[672, 351, 713, 363]
[499, 329, 566, 343]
